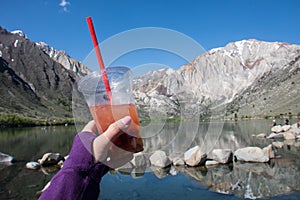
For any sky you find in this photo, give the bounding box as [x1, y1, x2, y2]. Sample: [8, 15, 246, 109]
[1, 0, 300, 71]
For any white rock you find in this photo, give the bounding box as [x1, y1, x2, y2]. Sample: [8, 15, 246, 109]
[184, 146, 207, 167]
[282, 125, 291, 132]
[169, 166, 178, 176]
[149, 150, 171, 168]
[267, 132, 284, 139]
[26, 162, 40, 170]
[256, 133, 266, 138]
[130, 152, 147, 168]
[172, 157, 185, 166]
[272, 141, 284, 148]
[205, 160, 219, 166]
[284, 131, 296, 140]
[297, 135, 300, 140]
[212, 149, 233, 164]
[262, 144, 275, 159]
[271, 125, 283, 133]
[234, 147, 269, 163]
[0, 152, 14, 163]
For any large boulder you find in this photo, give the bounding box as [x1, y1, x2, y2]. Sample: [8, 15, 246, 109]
[272, 141, 284, 148]
[172, 157, 185, 166]
[234, 147, 269, 163]
[271, 125, 283, 133]
[282, 125, 291, 132]
[262, 144, 275, 159]
[38, 153, 64, 166]
[184, 146, 207, 167]
[149, 150, 171, 168]
[130, 152, 147, 168]
[283, 131, 296, 140]
[267, 132, 284, 139]
[211, 149, 233, 164]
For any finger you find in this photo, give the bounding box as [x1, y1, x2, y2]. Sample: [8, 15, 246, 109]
[81, 120, 97, 133]
[103, 116, 131, 141]
[92, 116, 131, 163]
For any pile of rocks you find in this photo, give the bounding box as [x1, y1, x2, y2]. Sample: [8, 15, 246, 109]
[116, 124, 300, 175]
[266, 123, 300, 140]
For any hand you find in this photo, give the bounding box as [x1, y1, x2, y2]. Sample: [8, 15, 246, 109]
[81, 116, 134, 169]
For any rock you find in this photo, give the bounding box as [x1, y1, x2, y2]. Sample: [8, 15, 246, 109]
[267, 132, 284, 139]
[169, 166, 178, 176]
[149, 150, 171, 168]
[297, 135, 300, 140]
[263, 144, 275, 159]
[130, 152, 147, 168]
[271, 125, 283, 133]
[150, 166, 170, 179]
[172, 157, 185, 166]
[291, 128, 300, 136]
[234, 147, 269, 163]
[38, 153, 64, 166]
[284, 139, 295, 146]
[282, 125, 291, 132]
[57, 160, 64, 168]
[205, 160, 219, 166]
[284, 131, 296, 140]
[0, 152, 14, 163]
[272, 141, 284, 148]
[131, 167, 146, 179]
[184, 146, 207, 167]
[26, 161, 40, 170]
[212, 149, 233, 164]
[256, 133, 266, 138]
[116, 162, 133, 174]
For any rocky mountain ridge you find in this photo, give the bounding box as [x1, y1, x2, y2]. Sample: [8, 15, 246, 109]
[134, 39, 300, 119]
[0, 27, 87, 123]
[1, 26, 299, 123]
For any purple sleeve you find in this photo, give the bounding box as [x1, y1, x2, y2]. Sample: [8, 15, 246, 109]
[39, 132, 109, 200]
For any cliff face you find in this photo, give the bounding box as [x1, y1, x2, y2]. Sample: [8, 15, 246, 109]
[0, 27, 86, 120]
[133, 39, 300, 118]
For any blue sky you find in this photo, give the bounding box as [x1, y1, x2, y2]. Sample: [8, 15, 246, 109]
[1, 0, 300, 70]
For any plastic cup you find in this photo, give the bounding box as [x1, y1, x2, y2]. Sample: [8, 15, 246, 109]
[78, 66, 144, 153]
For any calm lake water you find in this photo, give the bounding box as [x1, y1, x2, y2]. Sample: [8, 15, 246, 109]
[0, 119, 299, 200]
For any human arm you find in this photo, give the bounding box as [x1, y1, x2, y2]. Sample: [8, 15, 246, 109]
[39, 116, 133, 200]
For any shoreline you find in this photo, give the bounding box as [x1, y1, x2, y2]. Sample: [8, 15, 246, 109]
[0, 113, 75, 128]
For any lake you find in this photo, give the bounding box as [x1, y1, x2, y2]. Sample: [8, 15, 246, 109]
[0, 119, 299, 199]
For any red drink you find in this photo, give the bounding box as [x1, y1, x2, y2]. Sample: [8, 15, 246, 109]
[89, 103, 144, 153]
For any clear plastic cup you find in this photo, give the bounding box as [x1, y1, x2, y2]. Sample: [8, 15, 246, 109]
[78, 66, 143, 153]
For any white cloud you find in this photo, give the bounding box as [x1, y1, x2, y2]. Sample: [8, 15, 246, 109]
[59, 0, 70, 12]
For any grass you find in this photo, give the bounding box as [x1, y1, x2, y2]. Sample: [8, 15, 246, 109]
[0, 113, 74, 128]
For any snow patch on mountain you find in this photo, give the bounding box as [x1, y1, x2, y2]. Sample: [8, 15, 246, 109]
[11, 30, 27, 39]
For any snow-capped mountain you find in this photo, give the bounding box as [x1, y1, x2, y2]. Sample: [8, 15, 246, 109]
[134, 39, 300, 118]
[0, 27, 84, 120]
[35, 41, 90, 77]
[10, 29, 90, 77]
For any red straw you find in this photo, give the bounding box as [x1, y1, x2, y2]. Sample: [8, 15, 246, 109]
[86, 16, 111, 100]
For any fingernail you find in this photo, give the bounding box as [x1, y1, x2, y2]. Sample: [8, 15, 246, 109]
[121, 116, 131, 125]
